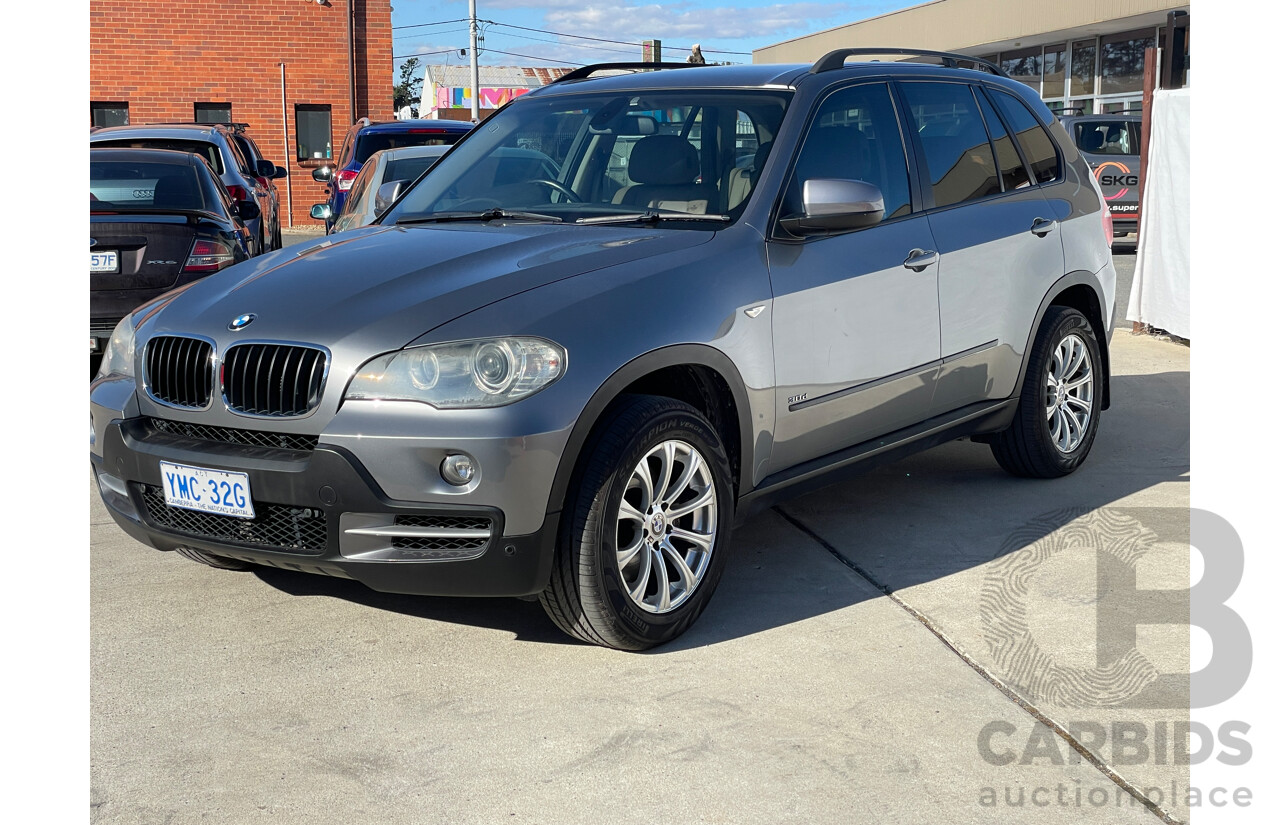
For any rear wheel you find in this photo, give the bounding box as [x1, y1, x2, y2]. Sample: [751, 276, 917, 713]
[540, 395, 734, 650]
[175, 546, 253, 571]
[990, 306, 1102, 477]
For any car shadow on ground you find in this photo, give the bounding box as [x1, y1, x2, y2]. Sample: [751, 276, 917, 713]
[251, 370, 1188, 649]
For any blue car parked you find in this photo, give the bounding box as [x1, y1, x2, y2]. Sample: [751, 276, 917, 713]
[311, 119, 473, 231]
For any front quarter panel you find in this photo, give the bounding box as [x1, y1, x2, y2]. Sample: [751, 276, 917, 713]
[409, 223, 777, 507]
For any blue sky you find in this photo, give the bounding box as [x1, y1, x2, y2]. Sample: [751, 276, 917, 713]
[389, 0, 921, 76]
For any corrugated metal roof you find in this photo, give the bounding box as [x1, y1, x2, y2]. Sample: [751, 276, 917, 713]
[424, 64, 572, 88]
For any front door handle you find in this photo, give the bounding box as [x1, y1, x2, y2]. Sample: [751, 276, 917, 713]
[903, 248, 939, 272]
[1030, 218, 1059, 237]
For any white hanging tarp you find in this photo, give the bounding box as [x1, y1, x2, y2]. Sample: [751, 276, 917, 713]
[1127, 87, 1191, 338]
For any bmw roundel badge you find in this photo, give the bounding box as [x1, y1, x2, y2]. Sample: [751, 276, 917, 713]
[229, 313, 256, 331]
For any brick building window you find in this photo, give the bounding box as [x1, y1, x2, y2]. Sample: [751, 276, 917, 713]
[295, 105, 333, 161]
[91, 102, 129, 127]
[194, 102, 232, 124]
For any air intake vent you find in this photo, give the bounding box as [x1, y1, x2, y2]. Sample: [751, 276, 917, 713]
[145, 336, 214, 409]
[222, 343, 327, 417]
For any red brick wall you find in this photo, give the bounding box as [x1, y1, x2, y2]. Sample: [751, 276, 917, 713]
[90, 0, 393, 226]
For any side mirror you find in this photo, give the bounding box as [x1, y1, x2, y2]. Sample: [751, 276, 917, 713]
[310, 203, 333, 221]
[233, 200, 261, 221]
[312, 166, 333, 182]
[373, 180, 408, 216]
[271, 165, 288, 179]
[256, 160, 276, 178]
[779, 179, 885, 235]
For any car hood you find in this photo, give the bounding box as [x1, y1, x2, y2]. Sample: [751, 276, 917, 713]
[141, 222, 714, 355]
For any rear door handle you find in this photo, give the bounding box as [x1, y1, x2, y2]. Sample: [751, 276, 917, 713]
[903, 249, 939, 272]
[1030, 218, 1058, 237]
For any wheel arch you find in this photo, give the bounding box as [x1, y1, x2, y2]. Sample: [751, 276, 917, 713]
[546, 344, 755, 519]
[1017, 271, 1112, 411]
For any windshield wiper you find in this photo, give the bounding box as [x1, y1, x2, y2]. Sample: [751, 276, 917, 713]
[575, 211, 731, 226]
[395, 208, 562, 225]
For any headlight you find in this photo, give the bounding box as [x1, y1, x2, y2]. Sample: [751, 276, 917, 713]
[95, 315, 137, 380]
[346, 337, 566, 408]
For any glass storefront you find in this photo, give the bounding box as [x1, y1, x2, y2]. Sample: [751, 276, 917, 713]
[978, 26, 1182, 115]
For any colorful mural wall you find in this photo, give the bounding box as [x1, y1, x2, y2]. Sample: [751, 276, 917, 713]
[432, 86, 532, 111]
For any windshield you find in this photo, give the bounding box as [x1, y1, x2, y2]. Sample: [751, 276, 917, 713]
[355, 132, 464, 164]
[93, 139, 225, 174]
[90, 160, 211, 212]
[1073, 120, 1141, 155]
[383, 89, 790, 227]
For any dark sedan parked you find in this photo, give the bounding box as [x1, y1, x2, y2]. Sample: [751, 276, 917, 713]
[91, 148, 254, 373]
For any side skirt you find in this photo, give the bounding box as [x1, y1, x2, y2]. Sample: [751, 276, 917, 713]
[735, 398, 1018, 524]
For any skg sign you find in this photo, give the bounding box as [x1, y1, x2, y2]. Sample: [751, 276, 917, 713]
[980, 509, 1252, 709]
[1093, 161, 1138, 199]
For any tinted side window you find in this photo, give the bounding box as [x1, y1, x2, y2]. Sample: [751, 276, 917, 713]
[900, 82, 1000, 208]
[784, 83, 911, 221]
[975, 90, 1031, 190]
[990, 90, 1060, 183]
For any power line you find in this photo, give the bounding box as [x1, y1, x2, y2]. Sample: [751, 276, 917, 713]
[483, 28, 637, 58]
[484, 21, 752, 55]
[394, 27, 469, 42]
[393, 48, 463, 60]
[479, 48, 584, 67]
[392, 19, 470, 31]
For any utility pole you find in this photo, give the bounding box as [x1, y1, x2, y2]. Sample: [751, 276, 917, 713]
[469, 0, 480, 122]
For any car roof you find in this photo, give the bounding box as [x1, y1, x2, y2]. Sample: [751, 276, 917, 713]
[377, 144, 452, 160]
[89, 146, 205, 167]
[90, 124, 229, 143]
[359, 119, 473, 135]
[1060, 113, 1141, 123]
[525, 60, 1023, 97]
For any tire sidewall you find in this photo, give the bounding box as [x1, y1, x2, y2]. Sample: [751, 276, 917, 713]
[589, 405, 734, 646]
[1031, 309, 1102, 473]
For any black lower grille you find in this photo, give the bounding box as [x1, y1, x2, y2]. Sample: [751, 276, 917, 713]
[391, 515, 492, 552]
[147, 417, 319, 452]
[139, 484, 328, 555]
[146, 336, 214, 409]
[223, 343, 327, 417]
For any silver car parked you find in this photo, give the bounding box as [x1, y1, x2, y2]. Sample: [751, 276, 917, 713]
[312, 144, 449, 234]
[92, 50, 1117, 650]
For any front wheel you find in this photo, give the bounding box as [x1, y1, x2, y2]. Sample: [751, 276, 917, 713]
[540, 395, 734, 650]
[990, 306, 1102, 477]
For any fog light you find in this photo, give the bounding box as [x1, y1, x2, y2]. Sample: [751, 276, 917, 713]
[441, 454, 476, 486]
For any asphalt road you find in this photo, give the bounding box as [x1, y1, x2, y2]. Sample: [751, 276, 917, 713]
[91, 245, 1186, 824]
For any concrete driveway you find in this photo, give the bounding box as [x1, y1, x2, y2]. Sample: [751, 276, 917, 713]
[92, 253, 1189, 824]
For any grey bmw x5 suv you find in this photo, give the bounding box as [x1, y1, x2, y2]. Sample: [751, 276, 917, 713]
[91, 50, 1117, 650]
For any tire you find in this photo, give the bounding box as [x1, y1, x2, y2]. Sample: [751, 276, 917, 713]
[990, 306, 1102, 478]
[175, 546, 253, 571]
[271, 219, 282, 251]
[540, 395, 735, 650]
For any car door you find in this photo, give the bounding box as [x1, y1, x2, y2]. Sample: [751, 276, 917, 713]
[767, 81, 942, 473]
[896, 80, 1066, 415]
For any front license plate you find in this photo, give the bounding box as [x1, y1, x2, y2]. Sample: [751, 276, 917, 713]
[90, 251, 119, 273]
[159, 461, 256, 519]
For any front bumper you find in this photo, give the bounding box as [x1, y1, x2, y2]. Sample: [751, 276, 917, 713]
[92, 417, 559, 597]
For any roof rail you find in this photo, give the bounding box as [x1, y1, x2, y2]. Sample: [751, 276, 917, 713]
[553, 62, 696, 83]
[811, 48, 1008, 78]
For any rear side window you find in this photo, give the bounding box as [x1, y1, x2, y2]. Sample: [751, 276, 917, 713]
[989, 90, 1061, 183]
[784, 82, 912, 221]
[1072, 120, 1140, 155]
[900, 82, 1000, 208]
[93, 139, 224, 175]
[975, 90, 1032, 190]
